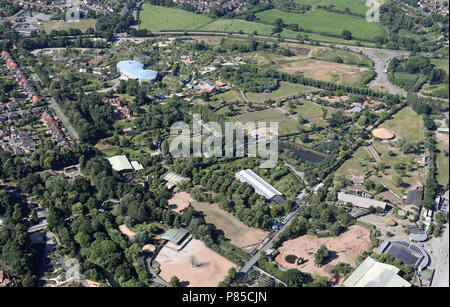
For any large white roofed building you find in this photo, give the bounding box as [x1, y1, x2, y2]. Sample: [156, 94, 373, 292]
[235, 169, 282, 200]
[342, 257, 411, 287]
[116, 60, 157, 83]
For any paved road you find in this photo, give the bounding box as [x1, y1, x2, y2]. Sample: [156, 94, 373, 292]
[237, 190, 309, 279]
[49, 98, 80, 140]
[430, 224, 449, 287]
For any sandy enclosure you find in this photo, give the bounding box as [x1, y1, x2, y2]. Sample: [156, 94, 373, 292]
[119, 224, 135, 239]
[190, 200, 269, 249]
[275, 225, 371, 283]
[168, 190, 192, 213]
[155, 239, 236, 287]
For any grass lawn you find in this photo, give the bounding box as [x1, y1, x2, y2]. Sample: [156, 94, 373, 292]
[421, 83, 449, 99]
[393, 71, 419, 87]
[234, 108, 299, 135]
[210, 90, 243, 104]
[437, 141, 449, 186]
[285, 99, 336, 125]
[430, 58, 449, 73]
[139, 4, 211, 31]
[245, 82, 314, 103]
[335, 147, 370, 178]
[379, 107, 425, 143]
[255, 9, 387, 40]
[38, 18, 96, 32]
[311, 47, 370, 66]
[294, 0, 370, 15]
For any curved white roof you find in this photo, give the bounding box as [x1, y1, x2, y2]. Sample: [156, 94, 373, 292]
[117, 60, 157, 81]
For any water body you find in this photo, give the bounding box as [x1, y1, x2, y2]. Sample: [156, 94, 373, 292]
[281, 142, 327, 163]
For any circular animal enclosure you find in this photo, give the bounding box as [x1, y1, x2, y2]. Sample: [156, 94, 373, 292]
[285, 254, 298, 264]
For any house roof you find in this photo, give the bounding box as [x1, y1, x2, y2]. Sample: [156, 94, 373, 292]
[406, 189, 423, 207]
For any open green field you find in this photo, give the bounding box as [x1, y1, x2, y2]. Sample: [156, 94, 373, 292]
[278, 58, 370, 86]
[38, 18, 96, 32]
[245, 82, 314, 103]
[393, 71, 419, 87]
[311, 47, 370, 66]
[198, 18, 297, 37]
[255, 9, 387, 40]
[436, 140, 449, 186]
[283, 99, 336, 125]
[430, 58, 450, 73]
[336, 146, 371, 178]
[139, 4, 211, 31]
[421, 83, 449, 99]
[379, 107, 425, 143]
[293, 0, 370, 15]
[234, 108, 299, 135]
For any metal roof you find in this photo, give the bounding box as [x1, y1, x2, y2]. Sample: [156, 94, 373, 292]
[117, 60, 157, 81]
[338, 192, 387, 210]
[161, 228, 189, 245]
[107, 155, 133, 172]
[342, 257, 411, 287]
[406, 189, 423, 206]
[236, 169, 282, 200]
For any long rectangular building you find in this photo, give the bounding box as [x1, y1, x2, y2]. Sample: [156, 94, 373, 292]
[338, 192, 387, 210]
[235, 169, 282, 200]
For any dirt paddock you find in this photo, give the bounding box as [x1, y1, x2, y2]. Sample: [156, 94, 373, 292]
[168, 189, 192, 213]
[275, 225, 371, 284]
[155, 239, 236, 287]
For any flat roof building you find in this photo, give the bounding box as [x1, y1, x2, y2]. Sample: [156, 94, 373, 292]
[116, 60, 157, 83]
[107, 155, 144, 172]
[342, 257, 411, 287]
[161, 228, 189, 245]
[338, 192, 387, 210]
[236, 169, 282, 200]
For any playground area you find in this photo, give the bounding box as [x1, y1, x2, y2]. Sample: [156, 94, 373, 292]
[275, 225, 371, 284]
[155, 238, 236, 287]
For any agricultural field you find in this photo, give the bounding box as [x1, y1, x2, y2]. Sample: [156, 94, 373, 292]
[234, 108, 299, 135]
[278, 58, 370, 86]
[255, 9, 387, 40]
[139, 4, 211, 31]
[37, 18, 97, 32]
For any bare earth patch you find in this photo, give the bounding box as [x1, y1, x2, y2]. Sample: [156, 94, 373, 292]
[119, 224, 135, 239]
[168, 189, 192, 213]
[279, 59, 368, 85]
[156, 239, 236, 287]
[275, 225, 370, 284]
[190, 200, 269, 250]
